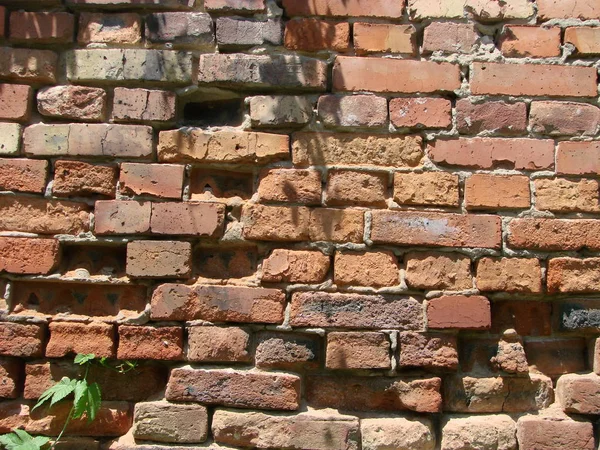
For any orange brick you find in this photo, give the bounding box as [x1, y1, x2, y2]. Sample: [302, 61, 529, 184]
[557, 141, 600, 176]
[0, 158, 47, 193]
[262, 249, 330, 284]
[353, 23, 415, 55]
[257, 168, 322, 205]
[538, 0, 600, 20]
[53, 161, 117, 198]
[405, 252, 472, 290]
[427, 296, 491, 330]
[535, 178, 600, 213]
[393, 172, 459, 206]
[326, 332, 390, 369]
[309, 208, 364, 243]
[151, 202, 225, 237]
[548, 258, 600, 293]
[390, 98, 452, 129]
[0, 323, 44, 358]
[565, 27, 600, 55]
[284, 18, 349, 52]
[465, 174, 530, 210]
[508, 218, 600, 251]
[127, 240, 192, 278]
[282, 0, 404, 18]
[476, 257, 542, 294]
[422, 22, 478, 54]
[46, 322, 115, 358]
[325, 170, 388, 207]
[242, 204, 310, 242]
[118, 325, 183, 360]
[94, 200, 151, 235]
[334, 251, 399, 287]
[499, 26, 561, 58]
[0, 237, 60, 275]
[10, 11, 74, 43]
[0, 84, 32, 122]
[119, 163, 184, 199]
[456, 99, 527, 135]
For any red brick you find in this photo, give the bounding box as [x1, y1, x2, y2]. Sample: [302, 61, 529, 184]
[0, 84, 31, 121]
[0, 358, 21, 398]
[405, 252, 472, 290]
[150, 284, 285, 324]
[465, 174, 530, 210]
[471, 62, 597, 97]
[257, 169, 322, 205]
[590, 338, 600, 375]
[456, 99, 527, 135]
[428, 138, 554, 170]
[499, 26, 561, 57]
[334, 57, 461, 93]
[353, 23, 416, 55]
[10, 11, 74, 43]
[38, 86, 106, 122]
[46, 322, 114, 358]
[0, 48, 57, 83]
[0, 8, 4, 37]
[526, 339, 586, 376]
[282, 0, 404, 17]
[508, 218, 600, 251]
[310, 208, 364, 243]
[371, 211, 501, 249]
[427, 295, 491, 330]
[242, 204, 310, 242]
[113, 88, 176, 122]
[290, 291, 423, 330]
[557, 141, 600, 175]
[94, 200, 151, 235]
[517, 413, 594, 450]
[261, 249, 330, 284]
[0, 158, 47, 193]
[325, 170, 387, 207]
[422, 22, 478, 54]
[79, 13, 141, 44]
[491, 301, 552, 336]
[53, 161, 117, 198]
[398, 331, 459, 370]
[127, 241, 191, 278]
[284, 18, 349, 52]
[476, 257, 542, 293]
[390, 97, 452, 129]
[190, 169, 253, 201]
[0, 322, 44, 357]
[530, 101, 600, 136]
[0, 238, 60, 275]
[120, 163, 184, 199]
[151, 202, 225, 237]
[0, 401, 29, 433]
[118, 326, 183, 360]
[145, 12, 213, 47]
[318, 95, 387, 128]
[334, 251, 399, 287]
[393, 172, 459, 206]
[187, 326, 251, 363]
[548, 258, 600, 293]
[195, 247, 257, 280]
[326, 332, 390, 369]
[255, 332, 320, 370]
[166, 368, 300, 411]
[0, 196, 90, 235]
[538, 0, 600, 20]
[409, 0, 533, 20]
[565, 27, 600, 55]
[306, 375, 441, 413]
[205, 0, 265, 13]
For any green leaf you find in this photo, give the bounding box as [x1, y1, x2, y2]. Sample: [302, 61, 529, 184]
[71, 380, 101, 422]
[0, 430, 49, 450]
[86, 382, 102, 422]
[74, 354, 95, 365]
[30, 437, 49, 448]
[71, 380, 88, 420]
[33, 377, 77, 411]
[0, 433, 20, 446]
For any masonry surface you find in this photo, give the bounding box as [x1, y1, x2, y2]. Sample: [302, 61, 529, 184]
[1, 0, 600, 448]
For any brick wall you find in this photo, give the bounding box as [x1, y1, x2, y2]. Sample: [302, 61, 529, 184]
[0, 0, 599, 448]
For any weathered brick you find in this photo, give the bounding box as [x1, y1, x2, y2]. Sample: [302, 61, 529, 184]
[565, 27, 600, 55]
[217, 18, 281, 47]
[0, 47, 57, 83]
[151, 202, 225, 237]
[151, 284, 285, 324]
[465, 174, 530, 210]
[255, 332, 320, 370]
[0, 196, 90, 235]
[187, 326, 251, 363]
[318, 95, 387, 128]
[354, 23, 416, 55]
[499, 26, 561, 57]
[326, 332, 390, 369]
[526, 339, 586, 376]
[242, 205, 310, 241]
[0, 158, 47, 193]
[0, 7, 4, 37]
[590, 338, 600, 375]
[408, 0, 534, 20]
[283, 0, 404, 17]
[530, 101, 600, 136]
[0, 84, 31, 122]
[113, 88, 176, 123]
[24, 124, 153, 159]
[127, 241, 191, 278]
[257, 168, 321, 205]
[293, 132, 423, 167]
[46, 322, 114, 358]
[262, 249, 330, 284]
[334, 251, 398, 287]
[66, 49, 192, 84]
[558, 300, 600, 333]
[371, 211, 501, 249]
[198, 54, 327, 91]
[548, 258, 600, 293]
[195, 247, 257, 280]
[166, 368, 300, 411]
[284, 18, 347, 51]
[0, 401, 29, 433]
[538, 0, 600, 20]
[422, 22, 478, 54]
[476, 257, 542, 293]
[290, 291, 423, 330]
[120, 163, 184, 199]
[249, 96, 313, 128]
[133, 402, 208, 444]
[508, 218, 600, 251]
[362, 417, 435, 450]
[213, 409, 359, 450]
[38, 86, 106, 122]
[441, 415, 517, 450]
[118, 326, 183, 360]
[94, 200, 151, 235]
[491, 301, 552, 336]
[0, 322, 44, 357]
[310, 208, 364, 243]
[325, 170, 387, 207]
[334, 57, 461, 93]
[205, 0, 265, 13]
[158, 129, 289, 164]
[0, 359, 21, 399]
[405, 252, 472, 291]
[557, 141, 600, 175]
[10, 11, 74, 43]
[517, 412, 594, 450]
[0, 123, 21, 156]
[393, 172, 459, 206]
[306, 375, 441, 413]
[78, 13, 141, 44]
[390, 97, 452, 129]
[54, 161, 117, 199]
[429, 138, 554, 170]
[67, 0, 192, 6]
[146, 12, 213, 48]
[428, 295, 491, 330]
[471, 62, 597, 97]
[456, 99, 527, 135]
[399, 332, 459, 370]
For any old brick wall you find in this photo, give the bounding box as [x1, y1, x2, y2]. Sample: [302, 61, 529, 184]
[0, 0, 600, 448]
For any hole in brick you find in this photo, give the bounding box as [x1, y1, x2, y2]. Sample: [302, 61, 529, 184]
[194, 247, 258, 279]
[61, 244, 127, 278]
[190, 168, 253, 200]
[183, 98, 245, 127]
